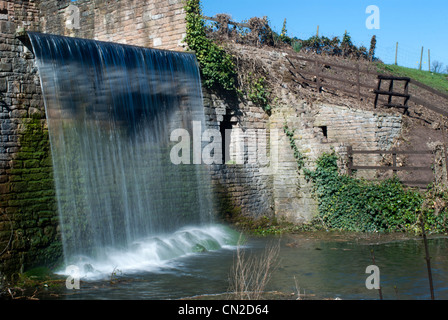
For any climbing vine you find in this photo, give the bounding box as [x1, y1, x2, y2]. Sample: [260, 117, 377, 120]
[247, 74, 272, 115]
[184, 0, 236, 91]
[303, 152, 448, 233]
[283, 123, 306, 174]
[184, 0, 275, 115]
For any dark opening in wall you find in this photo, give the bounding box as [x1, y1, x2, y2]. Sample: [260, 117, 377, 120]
[0, 0, 7, 16]
[219, 112, 237, 164]
[319, 126, 328, 138]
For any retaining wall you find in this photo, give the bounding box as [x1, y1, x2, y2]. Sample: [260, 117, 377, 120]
[0, 0, 407, 276]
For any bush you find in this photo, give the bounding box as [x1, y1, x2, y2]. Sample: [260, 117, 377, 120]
[294, 31, 370, 60]
[304, 152, 448, 233]
[184, 0, 236, 91]
[247, 74, 271, 115]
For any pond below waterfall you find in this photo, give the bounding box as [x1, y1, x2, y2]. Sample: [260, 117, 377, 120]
[35, 227, 448, 301]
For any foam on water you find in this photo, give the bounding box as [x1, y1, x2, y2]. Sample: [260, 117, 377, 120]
[56, 224, 241, 280]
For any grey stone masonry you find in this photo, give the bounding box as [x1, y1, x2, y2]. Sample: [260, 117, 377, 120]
[38, 0, 187, 51]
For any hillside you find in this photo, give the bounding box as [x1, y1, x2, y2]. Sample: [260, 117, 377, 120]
[201, 17, 448, 188]
[377, 64, 448, 95]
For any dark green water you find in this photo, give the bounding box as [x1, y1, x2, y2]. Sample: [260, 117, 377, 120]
[42, 231, 448, 300]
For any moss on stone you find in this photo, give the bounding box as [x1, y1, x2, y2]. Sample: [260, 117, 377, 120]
[0, 117, 62, 276]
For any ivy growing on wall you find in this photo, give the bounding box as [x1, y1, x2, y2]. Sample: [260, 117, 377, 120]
[247, 74, 272, 115]
[184, 0, 236, 91]
[184, 0, 274, 115]
[303, 152, 448, 234]
[283, 123, 306, 174]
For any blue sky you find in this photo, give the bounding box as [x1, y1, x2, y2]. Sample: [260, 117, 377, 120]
[202, 0, 448, 70]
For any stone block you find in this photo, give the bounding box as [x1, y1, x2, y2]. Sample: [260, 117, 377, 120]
[0, 62, 12, 72]
[0, 77, 5, 92]
[0, 20, 15, 34]
[0, 182, 10, 193]
[153, 37, 162, 46]
[20, 83, 36, 94]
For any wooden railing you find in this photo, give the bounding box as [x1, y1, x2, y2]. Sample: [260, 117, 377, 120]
[285, 55, 377, 101]
[203, 15, 251, 29]
[346, 146, 434, 186]
[286, 55, 448, 118]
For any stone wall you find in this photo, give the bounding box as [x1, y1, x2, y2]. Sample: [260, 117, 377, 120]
[0, 0, 40, 30]
[313, 104, 402, 179]
[38, 0, 187, 51]
[268, 102, 402, 222]
[202, 90, 275, 221]
[0, 1, 61, 277]
[201, 89, 403, 223]
[0, 0, 187, 277]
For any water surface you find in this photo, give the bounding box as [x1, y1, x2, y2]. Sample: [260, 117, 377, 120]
[45, 231, 448, 300]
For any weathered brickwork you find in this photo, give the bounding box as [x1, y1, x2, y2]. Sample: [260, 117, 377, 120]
[1, 2, 60, 277]
[269, 103, 402, 222]
[38, 0, 187, 51]
[201, 90, 403, 223]
[0, 118, 61, 276]
[313, 104, 402, 179]
[0, 0, 187, 277]
[0, 0, 40, 29]
[202, 90, 275, 220]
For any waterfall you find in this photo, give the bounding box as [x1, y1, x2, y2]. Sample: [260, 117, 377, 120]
[28, 32, 235, 276]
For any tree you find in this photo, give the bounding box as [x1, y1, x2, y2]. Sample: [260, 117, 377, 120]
[341, 31, 353, 47]
[431, 60, 444, 73]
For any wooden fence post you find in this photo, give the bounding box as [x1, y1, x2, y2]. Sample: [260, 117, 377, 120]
[315, 60, 321, 93]
[374, 76, 382, 108]
[419, 46, 424, 70]
[347, 146, 353, 176]
[392, 149, 397, 176]
[395, 42, 398, 65]
[356, 63, 361, 101]
[388, 78, 394, 105]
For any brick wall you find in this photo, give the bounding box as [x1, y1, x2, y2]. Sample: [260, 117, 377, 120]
[268, 102, 402, 222]
[0, 0, 40, 29]
[38, 0, 187, 51]
[0, 1, 61, 277]
[314, 104, 402, 178]
[202, 90, 276, 220]
[0, 0, 188, 277]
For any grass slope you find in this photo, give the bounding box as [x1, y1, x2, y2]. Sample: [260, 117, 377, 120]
[376, 63, 448, 94]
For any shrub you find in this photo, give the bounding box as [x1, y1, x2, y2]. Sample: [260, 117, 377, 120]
[184, 0, 236, 91]
[247, 74, 271, 115]
[304, 152, 448, 233]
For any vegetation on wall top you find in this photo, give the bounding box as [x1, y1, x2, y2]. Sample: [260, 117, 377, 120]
[287, 31, 376, 61]
[184, 0, 236, 91]
[184, 0, 274, 115]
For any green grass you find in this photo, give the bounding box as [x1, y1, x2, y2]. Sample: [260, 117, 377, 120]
[376, 63, 448, 94]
